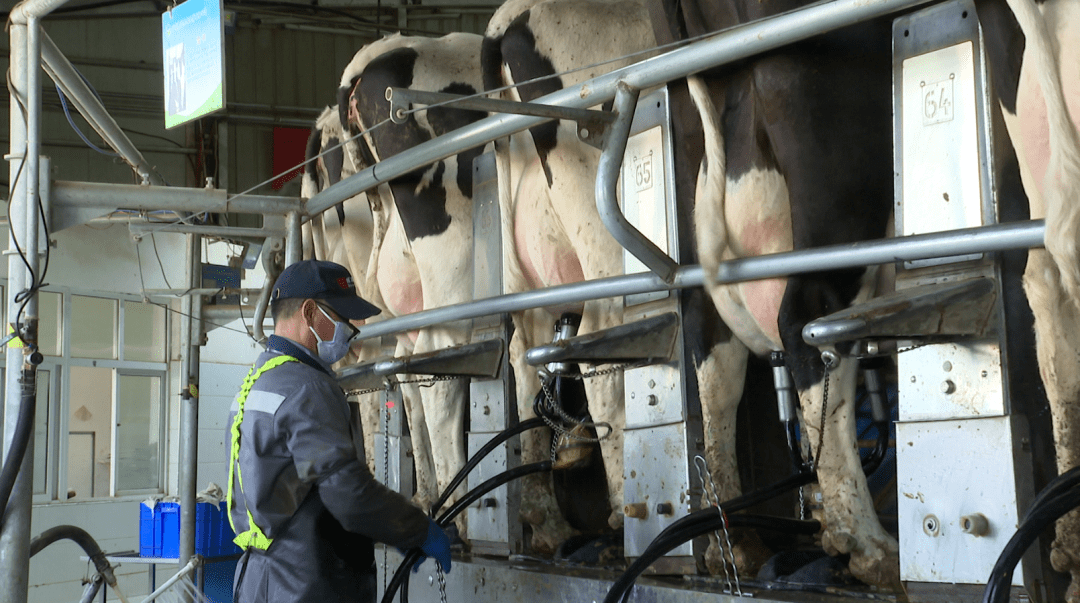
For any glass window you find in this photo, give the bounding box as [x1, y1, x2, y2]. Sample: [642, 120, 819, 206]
[33, 370, 49, 496]
[67, 366, 112, 499]
[71, 296, 117, 359]
[124, 302, 166, 363]
[38, 292, 61, 357]
[116, 374, 161, 493]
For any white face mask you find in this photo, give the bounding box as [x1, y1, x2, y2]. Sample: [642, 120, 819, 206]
[309, 305, 353, 364]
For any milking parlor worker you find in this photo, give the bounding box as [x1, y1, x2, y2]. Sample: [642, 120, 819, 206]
[226, 259, 452, 602]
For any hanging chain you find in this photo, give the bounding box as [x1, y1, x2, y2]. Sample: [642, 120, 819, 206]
[436, 563, 448, 603]
[347, 374, 462, 398]
[694, 455, 742, 596]
[537, 368, 619, 462]
[798, 485, 806, 521]
[381, 382, 391, 597]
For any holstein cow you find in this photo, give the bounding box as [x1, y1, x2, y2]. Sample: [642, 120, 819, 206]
[482, 0, 648, 549]
[484, 0, 774, 570]
[301, 106, 374, 286]
[647, 0, 899, 588]
[338, 32, 489, 535]
[974, 0, 1080, 598]
[299, 106, 439, 498]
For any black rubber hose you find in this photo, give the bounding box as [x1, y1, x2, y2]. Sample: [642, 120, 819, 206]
[429, 417, 547, 517]
[720, 469, 817, 515]
[30, 525, 121, 591]
[604, 514, 821, 603]
[861, 420, 890, 477]
[983, 467, 1080, 603]
[382, 461, 554, 603]
[437, 461, 553, 526]
[0, 368, 37, 526]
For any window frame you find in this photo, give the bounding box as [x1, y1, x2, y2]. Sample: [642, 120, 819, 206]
[19, 284, 171, 505]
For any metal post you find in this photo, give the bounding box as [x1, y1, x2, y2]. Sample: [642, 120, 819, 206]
[177, 234, 201, 573]
[1, 16, 32, 603]
[38, 30, 165, 186]
[596, 83, 677, 281]
[285, 212, 301, 266]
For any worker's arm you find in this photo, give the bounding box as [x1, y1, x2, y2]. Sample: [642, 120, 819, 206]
[279, 380, 430, 550]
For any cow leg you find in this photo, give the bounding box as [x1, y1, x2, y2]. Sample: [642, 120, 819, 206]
[696, 337, 773, 576]
[411, 327, 469, 536]
[800, 356, 900, 589]
[1024, 250, 1080, 601]
[509, 309, 577, 554]
[577, 298, 626, 529]
[396, 342, 441, 513]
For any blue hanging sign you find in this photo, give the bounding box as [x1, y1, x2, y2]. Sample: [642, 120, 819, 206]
[162, 0, 225, 129]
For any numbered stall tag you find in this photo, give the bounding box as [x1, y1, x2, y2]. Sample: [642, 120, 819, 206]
[900, 41, 984, 267]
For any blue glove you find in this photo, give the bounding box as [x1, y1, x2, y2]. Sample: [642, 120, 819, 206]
[416, 519, 452, 574]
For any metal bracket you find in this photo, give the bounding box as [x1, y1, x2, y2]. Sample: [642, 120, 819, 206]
[525, 311, 679, 367]
[385, 87, 614, 146]
[802, 277, 997, 347]
[338, 339, 506, 388]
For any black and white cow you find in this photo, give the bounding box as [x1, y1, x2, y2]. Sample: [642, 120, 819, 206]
[974, 0, 1080, 598]
[337, 32, 489, 533]
[485, 0, 787, 570]
[647, 0, 899, 588]
[482, 0, 657, 553]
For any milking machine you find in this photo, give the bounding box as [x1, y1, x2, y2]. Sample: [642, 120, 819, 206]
[802, 1, 1062, 599]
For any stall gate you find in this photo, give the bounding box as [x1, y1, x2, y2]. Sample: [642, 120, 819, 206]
[341, 2, 1059, 600]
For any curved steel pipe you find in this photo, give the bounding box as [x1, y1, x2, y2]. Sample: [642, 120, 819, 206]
[596, 83, 678, 282]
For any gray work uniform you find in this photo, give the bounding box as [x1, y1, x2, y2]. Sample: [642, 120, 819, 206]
[227, 335, 428, 603]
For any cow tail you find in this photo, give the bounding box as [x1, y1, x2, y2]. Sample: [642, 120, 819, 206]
[1005, 0, 1080, 303]
[687, 75, 728, 291]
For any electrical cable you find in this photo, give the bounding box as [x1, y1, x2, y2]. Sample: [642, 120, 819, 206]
[55, 84, 120, 157]
[381, 461, 553, 603]
[604, 514, 821, 603]
[429, 417, 547, 517]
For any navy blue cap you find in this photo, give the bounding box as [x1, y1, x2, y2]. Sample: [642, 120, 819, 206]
[271, 260, 381, 320]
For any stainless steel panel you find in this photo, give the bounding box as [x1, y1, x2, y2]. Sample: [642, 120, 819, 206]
[466, 431, 522, 555]
[897, 339, 1005, 420]
[625, 361, 685, 428]
[623, 424, 701, 560]
[622, 88, 677, 306]
[472, 152, 502, 302]
[896, 416, 1037, 585]
[374, 388, 412, 497]
[470, 379, 512, 433]
[893, 0, 996, 269]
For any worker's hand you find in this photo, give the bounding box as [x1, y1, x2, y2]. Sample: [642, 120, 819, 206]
[415, 519, 452, 574]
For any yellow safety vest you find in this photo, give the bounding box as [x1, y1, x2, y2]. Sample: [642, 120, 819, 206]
[227, 355, 298, 550]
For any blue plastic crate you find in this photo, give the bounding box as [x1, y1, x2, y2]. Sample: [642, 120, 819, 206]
[140, 501, 241, 558]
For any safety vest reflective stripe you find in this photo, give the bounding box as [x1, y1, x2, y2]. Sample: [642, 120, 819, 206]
[227, 355, 298, 551]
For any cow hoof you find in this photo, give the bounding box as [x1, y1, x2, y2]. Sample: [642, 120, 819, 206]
[556, 533, 624, 567]
[781, 554, 857, 586]
[847, 544, 901, 591]
[822, 530, 858, 555]
[757, 550, 829, 581]
[705, 530, 772, 577]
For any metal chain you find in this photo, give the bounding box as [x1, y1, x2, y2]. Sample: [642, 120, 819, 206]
[811, 362, 834, 471]
[381, 383, 391, 597]
[347, 374, 462, 398]
[798, 485, 806, 521]
[693, 456, 742, 596]
[536, 365, 623, 462]
[436, 564, 448, 603]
